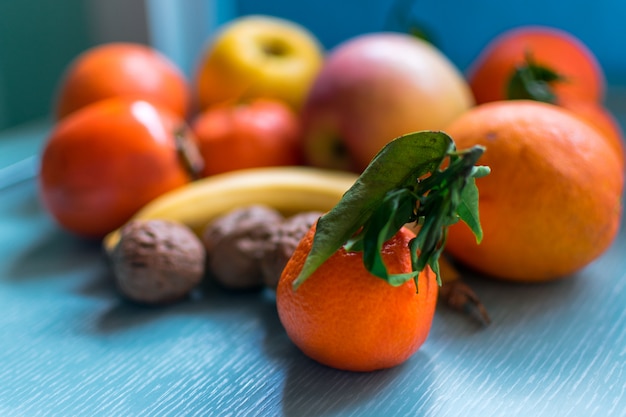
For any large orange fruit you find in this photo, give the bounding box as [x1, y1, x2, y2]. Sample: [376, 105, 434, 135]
[276, 225, 438, 372]
[444, 100, 624, 281]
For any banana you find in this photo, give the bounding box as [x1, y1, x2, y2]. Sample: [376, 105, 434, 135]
[103, 166, 359, 254]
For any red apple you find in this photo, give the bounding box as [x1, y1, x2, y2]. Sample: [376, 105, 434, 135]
[301, 33, 474, 172]
[191, 98, 303, 177]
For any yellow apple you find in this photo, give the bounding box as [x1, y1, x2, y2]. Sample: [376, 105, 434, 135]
[194, 15, 324, 112]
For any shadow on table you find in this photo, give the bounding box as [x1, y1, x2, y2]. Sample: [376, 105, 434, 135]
[6, 227, 104, 281]
[279, 350, 435, 417]
[88, 277, 279, 334]
[435, 260, 603, 332]
[0, 179, 42, 217]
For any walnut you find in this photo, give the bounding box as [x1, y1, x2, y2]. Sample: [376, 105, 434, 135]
[111, 219, 205, 304]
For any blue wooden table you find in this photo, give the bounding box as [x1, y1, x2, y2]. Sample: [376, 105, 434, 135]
[1, 104, 625, 416]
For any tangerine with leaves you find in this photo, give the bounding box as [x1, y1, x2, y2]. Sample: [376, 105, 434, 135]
[278, 225, 437, 372]
[276, 131, 489, 372]
[467, 25, 605, 104]
[444, 100, 624, 282]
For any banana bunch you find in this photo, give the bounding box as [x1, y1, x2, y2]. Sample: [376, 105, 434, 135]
[103, 166, 358, 254]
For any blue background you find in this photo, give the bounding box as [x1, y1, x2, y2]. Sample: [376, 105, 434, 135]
[236, 0, 626, 83]
[147, 0, 626, 84]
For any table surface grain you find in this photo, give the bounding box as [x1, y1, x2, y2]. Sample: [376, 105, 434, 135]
[1, 108, 625, 417]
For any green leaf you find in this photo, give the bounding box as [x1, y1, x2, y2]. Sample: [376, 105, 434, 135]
[507, 51, 566, 103]
[455, 176, 484, 243]
[292, 131, 451, 288]
[292, 130, 489, 290]
[362, 188, 418, 281]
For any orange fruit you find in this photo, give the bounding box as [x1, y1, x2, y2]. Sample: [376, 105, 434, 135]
[276, 225, 438, 372]
[39, 98, 197, 239]
[467, 25, 605, 104]
[55, 43, 190, 120]
[444, 100, 624, 281]
[191, 98, 303, 177]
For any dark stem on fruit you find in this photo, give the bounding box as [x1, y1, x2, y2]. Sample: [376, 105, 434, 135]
[174, 127, 204, 180]
[262, 39, 289, 57]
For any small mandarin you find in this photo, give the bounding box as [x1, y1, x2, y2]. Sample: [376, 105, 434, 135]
[277, 225, 438, 372]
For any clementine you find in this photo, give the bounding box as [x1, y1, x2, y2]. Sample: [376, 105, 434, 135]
[277, 225, 438, 372]
[55, 43, 190, 120]
[444, 100, 624, 281]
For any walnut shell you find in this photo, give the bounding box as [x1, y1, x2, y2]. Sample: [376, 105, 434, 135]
[111, 219, 206, 304]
